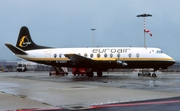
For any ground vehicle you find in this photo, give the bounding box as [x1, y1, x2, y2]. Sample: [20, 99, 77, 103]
[16, 64, 26, 72]
[72, 68, 86, 76]
[49, 67, 68, 76]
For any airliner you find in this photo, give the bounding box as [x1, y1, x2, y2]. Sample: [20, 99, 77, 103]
[5, 26, 175, 77]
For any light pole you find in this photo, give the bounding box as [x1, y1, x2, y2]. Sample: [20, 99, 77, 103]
[137, 13, 152, 47]
[91, 29, 96, 47]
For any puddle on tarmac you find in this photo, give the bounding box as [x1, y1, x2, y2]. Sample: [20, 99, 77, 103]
[143, 80, 162, 87]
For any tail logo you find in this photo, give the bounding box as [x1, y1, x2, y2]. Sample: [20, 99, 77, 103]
[19, 36, 31, 47]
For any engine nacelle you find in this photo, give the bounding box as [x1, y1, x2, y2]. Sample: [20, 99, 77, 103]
[117, 60, 122, 64]
[122, 62, 128, 66]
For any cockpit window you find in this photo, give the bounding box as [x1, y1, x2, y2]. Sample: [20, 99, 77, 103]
[156, 50, 163, 54]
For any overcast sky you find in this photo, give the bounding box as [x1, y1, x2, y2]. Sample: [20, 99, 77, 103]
[0, 0, 180, 61]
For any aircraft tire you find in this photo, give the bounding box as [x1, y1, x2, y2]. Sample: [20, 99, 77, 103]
[148, 73, 151, 76]
[97, 71, 103, 77]
[152, 73, 157, 77]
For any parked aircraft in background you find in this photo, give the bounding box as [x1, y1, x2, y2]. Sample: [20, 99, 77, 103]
[5, 26, 175, 77]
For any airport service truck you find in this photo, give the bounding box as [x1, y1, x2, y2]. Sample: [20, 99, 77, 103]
[16, 61, 37, 72]
[72, 68, 86, 76]
[49, 67, 68, 76]
[16, 63, 26, 72]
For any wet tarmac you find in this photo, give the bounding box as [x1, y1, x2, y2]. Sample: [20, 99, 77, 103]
[0, 71, 180, 110]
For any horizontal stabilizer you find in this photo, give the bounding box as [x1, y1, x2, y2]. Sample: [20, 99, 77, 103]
[5, 43, 27, 55]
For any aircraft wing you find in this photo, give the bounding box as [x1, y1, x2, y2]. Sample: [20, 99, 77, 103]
[64, 53, 118, 64]
[64, 53, 93, 64]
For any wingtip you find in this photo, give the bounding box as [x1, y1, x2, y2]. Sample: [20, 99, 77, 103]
[4, 43, 12, 46]
[4, 43, 14, 48]
[4, 43, 27, 55]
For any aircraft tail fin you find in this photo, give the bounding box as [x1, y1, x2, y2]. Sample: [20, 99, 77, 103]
[16, 26, 51, 51]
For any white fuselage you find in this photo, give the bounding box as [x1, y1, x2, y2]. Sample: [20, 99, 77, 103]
[17, 47, 174, 64]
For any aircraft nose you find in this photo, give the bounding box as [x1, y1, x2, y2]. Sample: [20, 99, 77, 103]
[172, 58, 175, 64]
[164, 53, 176, 65]
[169, 56, 176, 65]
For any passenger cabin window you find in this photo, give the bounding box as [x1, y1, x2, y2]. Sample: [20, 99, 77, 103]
[136, 53, 140, 58]
[110, 53, 113, 58]
[129, 53, 132, 58]
[97, 53, 100, 58]
[90, 53, 93, 58]
[59, 54, 62, 58]
[54, 54, 57, 58]
[117, 53, 120, 58]
[84, 53, 87, 57]
[104, 53, 107, 58]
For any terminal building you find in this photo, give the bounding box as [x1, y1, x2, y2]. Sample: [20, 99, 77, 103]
[0, 59, 52, 72]
[162, 61, 180, 72]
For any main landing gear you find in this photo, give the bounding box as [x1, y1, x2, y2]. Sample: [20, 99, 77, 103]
[97, 71, 103, 77]
[86, 71, 94, 77]
[151, 72, 157, 77]
[151, 69, 157, 77]
[86, 69, 103, 77]
[49, 66, 68, 76]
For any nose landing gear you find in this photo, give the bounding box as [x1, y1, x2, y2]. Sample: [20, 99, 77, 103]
[138, 68, 157, 77]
